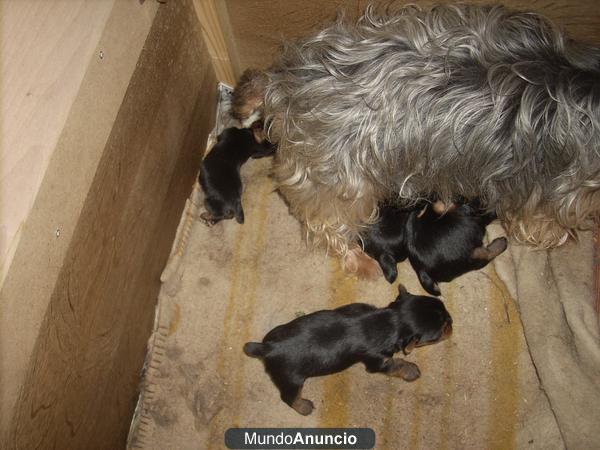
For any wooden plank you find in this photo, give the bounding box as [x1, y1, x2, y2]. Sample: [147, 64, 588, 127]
[0, 0, 116, 286]
[193, 0, 239, 85]
[2, 0, 217, 447]
[0, 0, 158, 439]
[222, 0, 600, 71]
[222, 0, 361, 71]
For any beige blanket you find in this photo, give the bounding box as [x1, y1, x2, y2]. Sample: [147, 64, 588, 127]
[127, 85, 599, 449]
[125, 153, 600, 449]
[493, 228, 600, 449]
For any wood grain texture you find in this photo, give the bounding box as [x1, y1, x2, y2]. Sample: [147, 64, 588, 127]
[3, 0, 216, 448]
[0, 0, 158, 438]
[223, 0, 600, 70]
[0, 0, 116, 285]
[193, 0, 240, 84]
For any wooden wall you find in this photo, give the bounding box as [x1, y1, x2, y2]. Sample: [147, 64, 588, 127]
[193, 0, 242, 86]
[0, 0, 117, 288]
[222, 0, 600, 72]
[0, 0, 217, 448]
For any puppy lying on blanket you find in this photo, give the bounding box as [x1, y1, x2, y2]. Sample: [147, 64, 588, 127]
[244, 285, 452, 415]
[362, 200, 507, 295]
[199, 126, 275, 226]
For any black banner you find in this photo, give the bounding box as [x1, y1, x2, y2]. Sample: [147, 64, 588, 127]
[225, 428, 375, 449]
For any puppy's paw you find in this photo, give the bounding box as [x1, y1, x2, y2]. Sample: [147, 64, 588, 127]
[399, 363, 421, 382]
[343, 248, 383, 281]
[199, 212, 217, 227]
[431, 200, 457, 215]
[292, 398, 314, 416]
[390, 359, 421, 382]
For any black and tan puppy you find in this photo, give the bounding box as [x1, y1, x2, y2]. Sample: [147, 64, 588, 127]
[362, 200, 507, 296]
[244, 285, 452, 415]
[199, 127, 275, 226]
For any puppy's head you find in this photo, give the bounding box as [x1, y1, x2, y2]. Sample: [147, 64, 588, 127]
[391, 285, 453, 354]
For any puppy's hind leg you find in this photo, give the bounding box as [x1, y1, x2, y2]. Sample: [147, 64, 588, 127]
[271, 374, 314, 416]
[417, 270, 441, 296]
[199, 211, 218, 227]
[343, 247, 383, 280]
[472, 237, 508, 261]
[364, 355, 421, 382]
[378, 253, 399, 284]
[386, 358, 421, 381]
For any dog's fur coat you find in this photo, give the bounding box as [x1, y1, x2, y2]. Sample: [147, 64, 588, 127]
[199, 127, 275, 225]
[235, 4, 600, 257]
[244, 285, 452, 415]
[362, 200, 507, 295]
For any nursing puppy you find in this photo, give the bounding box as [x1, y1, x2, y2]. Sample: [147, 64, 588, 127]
[362, 200, 507, 296]
[199, 127, 275, 226]
[244, 285, 452, 415]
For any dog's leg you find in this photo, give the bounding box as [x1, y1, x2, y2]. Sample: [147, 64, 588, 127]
[290, 389, 314, 416]
[199, 212, 217, 227]
[364, 356, 421, 381]
[384, 358, 421, 381]
[417, 269, 441, 296]
[271, 375, 314, 416]
[431, 200, 457, 215]
[343, 247, 383, 280]
[378, 253, 399, 284]
[233, 200, 245, 224]
[471, 236, 508, 261]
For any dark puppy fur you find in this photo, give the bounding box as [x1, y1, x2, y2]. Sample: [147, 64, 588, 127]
[362, 200, 508, 295]
[199, 127, 275, 225]
[244, 285, 452, 415]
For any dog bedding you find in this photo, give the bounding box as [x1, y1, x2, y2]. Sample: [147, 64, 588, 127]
[493, 229, 600, 449]
[127, 89, 598, 450]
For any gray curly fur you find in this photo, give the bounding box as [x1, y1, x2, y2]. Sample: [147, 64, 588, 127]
[264, 3, 600, 254]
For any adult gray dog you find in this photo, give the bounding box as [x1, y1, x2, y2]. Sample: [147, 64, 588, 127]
[233, 4, 600, 274]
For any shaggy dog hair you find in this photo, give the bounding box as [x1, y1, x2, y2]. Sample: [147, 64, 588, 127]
[231, 69, 269, 128]
[235, 4, 600, 259]
[199, 127, 275, 226]
[244, 284, 452, 415]
[362, 200, 507, 295]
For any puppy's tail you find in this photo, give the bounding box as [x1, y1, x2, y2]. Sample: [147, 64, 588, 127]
[243, 342, 268, 358]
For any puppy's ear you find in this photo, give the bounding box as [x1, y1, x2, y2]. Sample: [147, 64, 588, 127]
[401, 335, 420, 355]
[417, 270, 441, 296]
[234, 201, 245, 224]
[378, 253, 398, 284]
